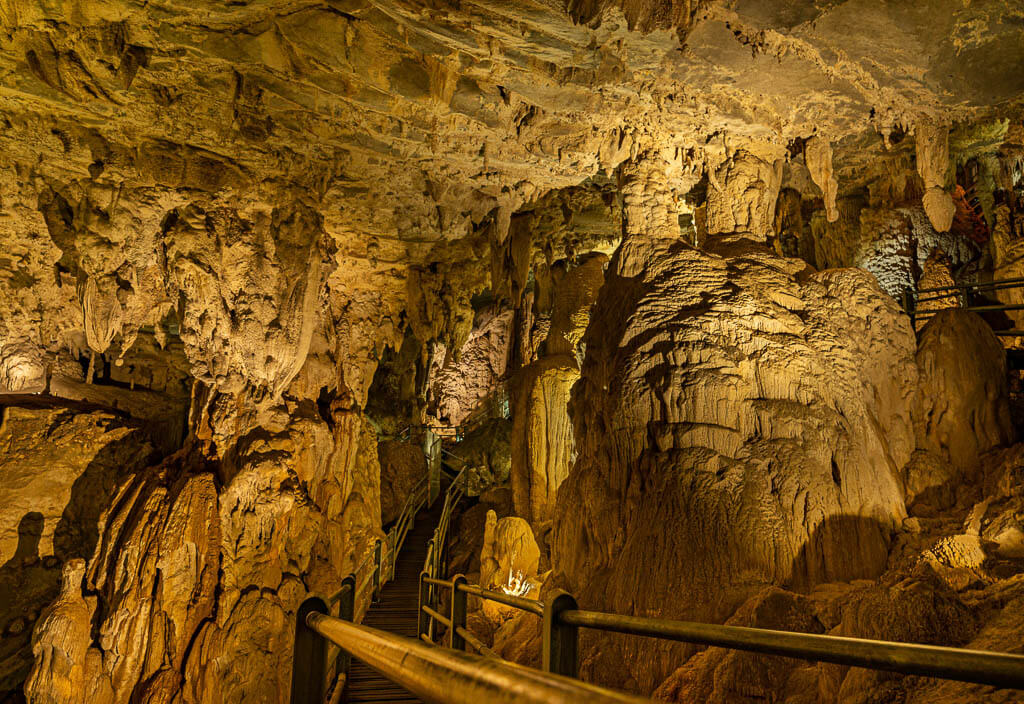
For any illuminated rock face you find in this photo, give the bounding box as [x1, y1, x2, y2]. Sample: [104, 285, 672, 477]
[0, 0, 1022, 702]
[914, 310, 1014, 475]
[553, 235, 918, 691]
[0, 406, 154, 697]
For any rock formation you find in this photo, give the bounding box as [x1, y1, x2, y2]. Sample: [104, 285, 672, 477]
[914, 310, 1015, 475]
[378, 439, 426, 525]
[553, 233, 918, 690]
[0, 0, 1023, 701]
[0, 405, 154, 697]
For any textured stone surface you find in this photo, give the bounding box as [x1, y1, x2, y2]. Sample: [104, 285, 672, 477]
[914, 310, 1014, 475]
[427, 306, 513, 427]
[0, 1, 1022, 701]
[0, 404, 154, 698]
[553, 235, 916, 691]
[378, 439, 425, 525]
[510, 356, 580, 531]
[480, 510, 541, 594]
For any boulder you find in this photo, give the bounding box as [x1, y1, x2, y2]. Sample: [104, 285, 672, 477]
[914, 309, 1014, 475]
[480, 510, 541, 593]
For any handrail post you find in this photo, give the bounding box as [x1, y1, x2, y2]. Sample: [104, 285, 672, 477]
[450, 575, 468, 651]
[543, 590, 579, 678]
[337, 575, 356, 678]
[418, 569, 431, 640]
[371, 539, 383, 602]
[290, 597, 328, 704]
[433, 528, 441, 584]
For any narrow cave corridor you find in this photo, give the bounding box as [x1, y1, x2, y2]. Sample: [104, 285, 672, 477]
[2, 2, 1024, 703]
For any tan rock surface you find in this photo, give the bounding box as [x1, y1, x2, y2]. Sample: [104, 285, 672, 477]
[0, 1, 1022, 702]
[510, 356, 580, 530]
[378, 439, 426, 525]
[553, 235, 916, 691]
[0, 404, 154, 698]
[480, 510, 541, 594]
[914, 310, 1014, 475]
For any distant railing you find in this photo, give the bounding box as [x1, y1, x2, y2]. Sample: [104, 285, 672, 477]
[398, 383, 511, 444]
[296, 475, 429, 701]
[420, 465, 469, 639]
[902, 276, 1024, 335]
[415, 467, 1024, 690]
[328, 476, 428, 608]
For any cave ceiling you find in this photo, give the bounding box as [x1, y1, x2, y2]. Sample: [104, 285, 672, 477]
[1, 0, 1023, 398]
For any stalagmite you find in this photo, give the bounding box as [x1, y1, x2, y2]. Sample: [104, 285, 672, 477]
[705, 149, 784, 240]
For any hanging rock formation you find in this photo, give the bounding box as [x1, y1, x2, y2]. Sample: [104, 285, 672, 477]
[804, 136, 839, 223]
[1, 0, 1023, 702]
[915, 121, 956, 233]
[705, 149, 784, 241]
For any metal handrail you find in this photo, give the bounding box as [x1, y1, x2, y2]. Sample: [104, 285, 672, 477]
[328, 475, 428, 605]
[305, 612, 651, 703]
[560, 609, 1024, 689]
[901, 275, 1024, 332]
[916, 275, 1024, 294]
[418, 576, 1024, 689]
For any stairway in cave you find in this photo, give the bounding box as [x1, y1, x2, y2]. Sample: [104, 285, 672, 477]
[344, 481, 449, 703]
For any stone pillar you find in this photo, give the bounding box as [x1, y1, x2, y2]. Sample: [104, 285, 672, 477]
[617, 150, 701, 276]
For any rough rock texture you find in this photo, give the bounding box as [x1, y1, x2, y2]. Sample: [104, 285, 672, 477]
[652, 435, 1024, 704]
[705, 150, 784, 240]
[510, 252, 607, 531]
[427, 306, 513, 427]
[916, 121, 955, 233]
[480, 510, 541, 594]
[553, 235, 917, 691]
[653, 588, 825, 703]
[914, 310, 1014, 475]
[447, 486, 514, 583]
[805, 137, 839, 223]
[0, 404, 154, 698]
[1, 0, 1023, 701]
[448, 419, 512, 496]
[510, 356, 580, 530]
[377, 439, 425, 525]
[914, 249, 958, 329]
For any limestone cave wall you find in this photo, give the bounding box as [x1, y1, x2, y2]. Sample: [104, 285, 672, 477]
[1, 0, 1024, 703]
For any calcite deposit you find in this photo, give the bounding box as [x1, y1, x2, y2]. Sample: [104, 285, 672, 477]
[1, 0, 1023, 702]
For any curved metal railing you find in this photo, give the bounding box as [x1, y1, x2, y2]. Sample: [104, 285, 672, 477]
[305, 612, 650, 704]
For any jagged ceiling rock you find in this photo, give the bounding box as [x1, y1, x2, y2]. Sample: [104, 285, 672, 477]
[2, 0, 1021, 397]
